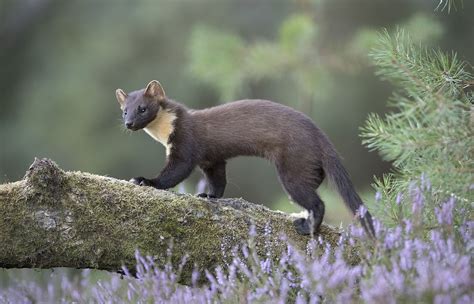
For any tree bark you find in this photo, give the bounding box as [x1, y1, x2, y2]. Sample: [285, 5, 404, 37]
[0, 158, 357, 281]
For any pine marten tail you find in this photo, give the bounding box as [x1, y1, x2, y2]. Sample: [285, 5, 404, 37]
[323, 154, 376, 238]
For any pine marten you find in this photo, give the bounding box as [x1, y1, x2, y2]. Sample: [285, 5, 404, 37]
[115, 80, 375, 237]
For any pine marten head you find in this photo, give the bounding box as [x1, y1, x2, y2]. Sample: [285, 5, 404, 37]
[115, 80, 165, 131]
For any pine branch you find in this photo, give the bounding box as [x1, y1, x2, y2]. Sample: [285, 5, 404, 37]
[361, 30, 473, 226]
[435, 0, 464, 13]
[370, 30, 469, 102]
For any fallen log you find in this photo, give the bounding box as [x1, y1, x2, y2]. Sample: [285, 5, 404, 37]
[0, 158, 355, 280]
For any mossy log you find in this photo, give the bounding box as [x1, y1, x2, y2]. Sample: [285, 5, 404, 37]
[0, 158, 354, 280]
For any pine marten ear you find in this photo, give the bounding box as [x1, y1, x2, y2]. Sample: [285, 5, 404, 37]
[115, 89, 128, 109]
[144, 80, 166, 100]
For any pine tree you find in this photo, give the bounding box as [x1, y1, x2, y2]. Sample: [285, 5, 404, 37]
[361, 30, 473, 227]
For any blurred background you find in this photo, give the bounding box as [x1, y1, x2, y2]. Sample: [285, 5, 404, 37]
[1, 0, 473, 226]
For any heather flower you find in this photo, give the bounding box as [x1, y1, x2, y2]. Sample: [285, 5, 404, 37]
[359, 205, 367, 218]
[372, 218, 384, 236]
[191, 269, 200, 287]
[294, 292, 307, 304]
[349, 224, 365, 239]
[375, 191, 382, 202]
[435, 196, 455, 226]
[399, 240, 414, 271]
[384, 225, 401, 249]
[395, 192, 403, 205]
[410, 183, 424, 215]
[420, 172, 431, 191]
[249, 224, 257, 237]
[460, 221, 473, 248]
[403, 219, 412, 234]
[260, 258, 271, 274]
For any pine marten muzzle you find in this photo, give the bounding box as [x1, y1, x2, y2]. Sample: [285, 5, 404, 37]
[115, 80, 375, 237]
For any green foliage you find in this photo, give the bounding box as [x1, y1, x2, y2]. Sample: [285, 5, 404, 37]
[361, 30, 473, 226]
[349, 13, 444, 59]
[188, 14, 331, 106]
[188, 26, 246, 101]
[402, 14, 444, 42]
[278, 14, 317, 52]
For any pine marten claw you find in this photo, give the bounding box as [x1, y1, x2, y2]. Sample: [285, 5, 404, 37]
[129, 177, 152, 187]
[197, 193, 217, 199]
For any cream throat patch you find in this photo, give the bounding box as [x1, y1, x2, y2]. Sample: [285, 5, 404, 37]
[144, 108, 177, 156]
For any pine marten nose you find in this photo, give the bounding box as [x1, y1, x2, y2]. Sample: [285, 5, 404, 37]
[125, 122, 133, 129]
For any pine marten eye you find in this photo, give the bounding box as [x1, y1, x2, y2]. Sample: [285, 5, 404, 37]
[138, 106, 147, 114]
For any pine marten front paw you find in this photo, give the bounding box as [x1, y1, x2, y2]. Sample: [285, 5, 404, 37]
[129, 177, 153, 187]
[197, 193, 217, 199]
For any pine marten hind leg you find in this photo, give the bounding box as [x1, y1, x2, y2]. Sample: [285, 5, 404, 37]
[198, 161, 227, 199]
[277, 166, 325, 235]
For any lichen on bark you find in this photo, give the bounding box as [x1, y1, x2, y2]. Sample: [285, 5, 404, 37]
[0, 158, 358, 281]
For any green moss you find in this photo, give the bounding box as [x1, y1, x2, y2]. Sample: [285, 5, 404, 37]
[0, 158, 356, 281]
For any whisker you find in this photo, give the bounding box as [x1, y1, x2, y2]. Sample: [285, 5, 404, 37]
[116, 121, 133, 134]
